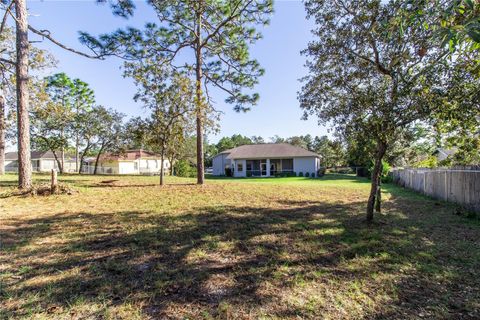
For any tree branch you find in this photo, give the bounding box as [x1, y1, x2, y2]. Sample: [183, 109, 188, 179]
[200, 0, 253, 48]
[27, 25, 107, 59]
[0, 0, 13, 35]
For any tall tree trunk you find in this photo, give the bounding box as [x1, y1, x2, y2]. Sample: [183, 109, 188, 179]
[60, 129, 65, 174]
[75, 104, 79, 173]
[93, 144, 105, 175]
[195, 4, 205, 185]
[78, 141, 90, 174]
[75, 134, 79, 173]
[168, 156, 175, 176]
[15, 0, 32, 189]
[52, 150, 62, 173]
[160, 149, 165, 186]
[0, 92, 5, 175]
[366, 141, 387, 222]
[375, 174, 382, 213]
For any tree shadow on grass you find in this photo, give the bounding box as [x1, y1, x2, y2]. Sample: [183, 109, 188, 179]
[1, 192, 480, 318]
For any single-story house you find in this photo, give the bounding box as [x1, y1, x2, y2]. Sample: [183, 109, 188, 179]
[83, 149, 170, 175]
[4, 151, 77, 173]
[212, 143, 321, 178]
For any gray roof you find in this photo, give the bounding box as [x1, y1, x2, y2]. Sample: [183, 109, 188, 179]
[433, 148, 457, 156]
[221, 143, 320, 159]
[5, 151, 76, 161]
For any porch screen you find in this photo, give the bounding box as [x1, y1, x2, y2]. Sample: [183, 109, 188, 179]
[281, 159, 293, 171]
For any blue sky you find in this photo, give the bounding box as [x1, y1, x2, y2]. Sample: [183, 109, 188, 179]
[26, 0, 329, 143]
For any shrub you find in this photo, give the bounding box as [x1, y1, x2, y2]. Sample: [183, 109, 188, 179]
[225, 167, 233, 177]
[298, 172, 304, 177]
[415, 156, 438, 168]
[356, 167, 369, 177]
[175, 160, 197, 178]
[380, 161, 392, 183]
[275, 172, 295, 177]
[365, 160, 392, 183]
[247, 171, 252, 177]
[305, 172, 310, 177]
[317, 167, 326, 177]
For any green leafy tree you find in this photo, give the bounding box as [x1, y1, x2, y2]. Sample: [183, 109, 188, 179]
[270, 135, 285, 144]
[1, 1, 107, 188]
[72, 79, 95, 172]
[300, 0, 454, 221]
[80, 0, 273, 185]
[42, 73, 76, 172]
[417, 0, 480, 58]
[286, 136, 308, 149]
[431, 61, 480, 165]
[216, 134, 253, 153]
[77, 105, 104, 174]
[251, 135, 265, 144]
[124, 57, 196, 185]
[90, 106, 125, 175]
[204, 137, 218, 168]
[313, 135, 346, 168]
[0, 26, 55, 175]
[30, 79, 73, 173]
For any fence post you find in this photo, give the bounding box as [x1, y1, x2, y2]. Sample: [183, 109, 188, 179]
[422, 171, 427, 194]
[51, 169, 58, 194]
[444, 170, 448, 202]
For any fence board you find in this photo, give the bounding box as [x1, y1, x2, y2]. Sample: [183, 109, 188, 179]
[392, 168, 480, 213]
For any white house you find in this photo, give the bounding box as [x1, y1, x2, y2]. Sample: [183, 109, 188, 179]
[4, 151, 77, 173]
[83, 149, 170, 175]
[212, 143, 321, 178]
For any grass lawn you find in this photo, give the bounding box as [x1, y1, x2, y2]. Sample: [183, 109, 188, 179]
[1, 173, 479, 319]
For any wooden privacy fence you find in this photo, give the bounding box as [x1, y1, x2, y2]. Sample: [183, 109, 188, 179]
[391, 167, 480, 213]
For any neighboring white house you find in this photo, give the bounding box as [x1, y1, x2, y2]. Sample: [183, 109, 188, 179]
[212, 143, 321, 178]
[4, 151, 77, 173]
[83, 149, 170, 175]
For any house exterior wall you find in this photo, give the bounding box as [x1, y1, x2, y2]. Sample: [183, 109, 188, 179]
[3, 158, 77, 173]
[83, 158, 170, 175]
[5, 160, 16, 171]
[40, 159, 56, 171]
[136, 158, 170, 174]
[63, 161, 77, 173]
[212, 155, 321, 178]
[119, 161, 136, 174]
[293, 157, 319, 177]
[233, 159, 247, 177]
[212, 153, 230, 176]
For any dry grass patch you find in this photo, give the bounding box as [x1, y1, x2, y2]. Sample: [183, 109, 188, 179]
[1, 173, 479, 319]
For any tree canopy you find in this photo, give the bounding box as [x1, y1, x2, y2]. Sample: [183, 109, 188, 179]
[80, 0, 273, 184]
[299, 0, 475, 221]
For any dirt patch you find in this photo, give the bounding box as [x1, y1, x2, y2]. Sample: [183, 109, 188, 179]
[0, 183, 76, 198]
[100, 180, 120, 184]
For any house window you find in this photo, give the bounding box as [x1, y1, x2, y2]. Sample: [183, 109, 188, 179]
[237, 163, 243, 172]
[281, 159, 293, 171]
